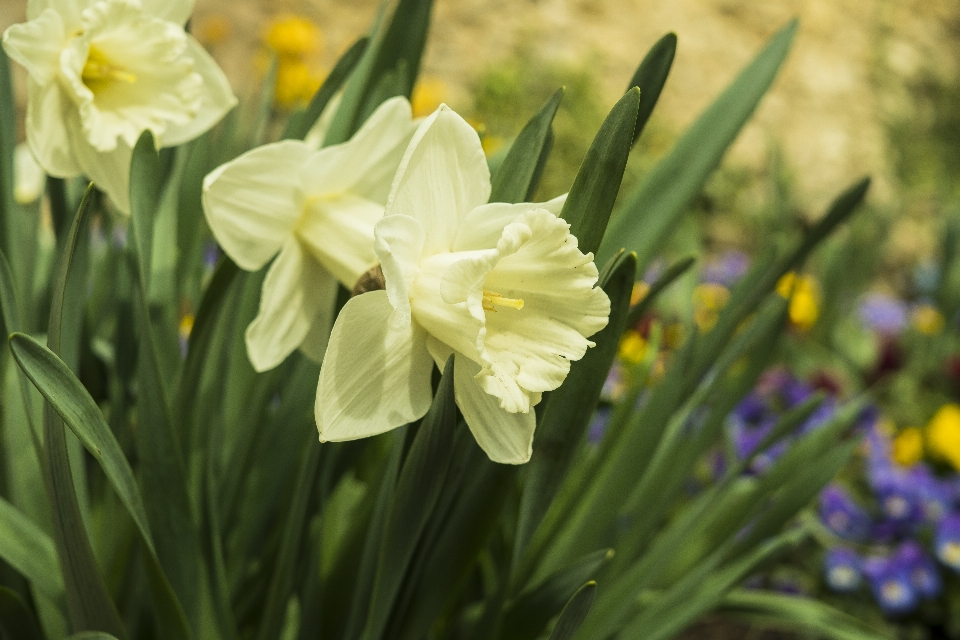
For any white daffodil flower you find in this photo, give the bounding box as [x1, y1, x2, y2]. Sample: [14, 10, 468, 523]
[202, 97, 419, 373]
[316, 105, 611, 464]
[2, 0, 237, 213]
[14, 143, 45, 204]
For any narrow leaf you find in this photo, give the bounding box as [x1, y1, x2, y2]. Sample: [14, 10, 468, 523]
[561, 88, 640, 255]
[0, 587, 44, 640]
[490, 88, 564, 203]
[362, 356, 458, 640]
[626, 32, 677, 145]
[626, 255, 696, 326]
[599, 20, 799, 268]
[43, 185, 126, 638]
[0, 497, 63, 603]
[283, 37, 369, 140]
[549, 582, 597, 640]
[514, 253, 636, 560]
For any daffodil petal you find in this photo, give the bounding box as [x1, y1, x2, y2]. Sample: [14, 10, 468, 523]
[26, 80, 81, 177]
[161, 36, 237, 147]
[296, 193, 382, 288]
[140, 0, 194, 25]
[69, 121, 132, 212]
[299, 287, 337, 364]
[2, 8, 66, 85]
[316, 290, 434, 442]
[26, 0, 83, 25]
[386, 105, 490, 254]
[202, 140, 311, 271]
[375, 213, 425, 325]
[452, 194, 567, 252]
[245, 239, 335, 372]
[301, 96, 417, 203]
[455, 355, 535, 464]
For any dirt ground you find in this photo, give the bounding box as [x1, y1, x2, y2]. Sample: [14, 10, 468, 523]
[3, 0, 959, 224]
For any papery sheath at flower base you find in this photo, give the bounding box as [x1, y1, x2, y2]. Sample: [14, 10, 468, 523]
[2, 0, 237, 213]
[202, 97, 419, 372]
[315, 104, 611, 464]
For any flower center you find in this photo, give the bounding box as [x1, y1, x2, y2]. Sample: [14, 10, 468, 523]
[482, 290, 523, 312]
[82, 45, 137, 90]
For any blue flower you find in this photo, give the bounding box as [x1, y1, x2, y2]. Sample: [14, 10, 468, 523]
[587, 406, 612, 445]
[819, 484, 872, 542]
[935, 513, 960, 571]
[701, 251, 749, 288]
[858, 293, 908, 335]
[824, 547, 862, 593]
[862, 555, 918, 616]
[896, 540, 942, 599]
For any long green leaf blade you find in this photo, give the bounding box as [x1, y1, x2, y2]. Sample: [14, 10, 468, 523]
[490, 88, 564, 203]
[513, 252, 636, 562]
[598, 20, 798, 267]
[0, 586, 44, 640]
[42, 185, 126, 638]
[561, 88, 640, 255]
[549, 582, 597, 640]
[362, 356, 458, 640]
[626, 32, 676, 145]
[0, 497, 64, 602]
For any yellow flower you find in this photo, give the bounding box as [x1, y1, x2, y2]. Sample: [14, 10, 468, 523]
[265, 15, 322, 58]
[692, 283, 730, 331]
[912, 304, 945, 336]
[631, 281, 650, 307]
[411, 77, 446, 118]
[892, 427, 923, 467]
[618, 330, 648, 365]
[776, 272, 820, 331]
[927, 404, 960, 470]
[179, 314, 195, 341]
[274, 59, 324, 108]
[194, 14, 231, 47]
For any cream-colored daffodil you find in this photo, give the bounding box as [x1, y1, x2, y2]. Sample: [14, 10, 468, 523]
[202, 97, 419, 372]
[2, 0, 237, 213]
[316, 105, 611, 464]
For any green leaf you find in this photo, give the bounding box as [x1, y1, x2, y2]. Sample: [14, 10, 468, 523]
[490, 88, 564, 203]
[254, 441, 322, 640]
[0, 498, 63, 603]
[513, 253, 636, 562]
[9, 333, 153, 548]
[283, 37, 369, 140]
[129, 131, 205, 633]
[362, 356, 458, 640]
[721, 590, 895, 640]
[325, 0, 434, 145]
[561, 88, 640, 255]
[626, 255, 695, 326]
[0, 586, 44, 640]
[502, 551, 611, 640]
[625, 32, 676, 145]
[42, 185, 126, 638]
[67, 634, 121, 640]
[7, 333, 195, 639]
[548, 582, 597, 640]
[598, 20, 799, 268]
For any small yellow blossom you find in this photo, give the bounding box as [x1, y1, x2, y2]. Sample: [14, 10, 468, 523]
[912, 304, 945, 336]
[631, 282, 650, 307]
[194, 14, 232, 47]
[274, 59, 325, 109]
[411, 77, 446, 118]
[179, 314, 195, 341]
[618, 330, 648, 365]
[692, 283, 730, 331]
[776, 272, 820, 331]
[892, 427, 923, 467]
[265, 16, 322, 58]
[927, 404, 960, 470]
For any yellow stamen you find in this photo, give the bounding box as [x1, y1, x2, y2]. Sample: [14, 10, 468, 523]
[482, 290, 523, 312]
[82, 47, 137, 86]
